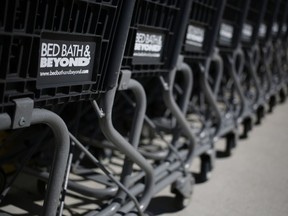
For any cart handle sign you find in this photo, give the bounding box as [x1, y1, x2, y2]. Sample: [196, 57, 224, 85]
[37, 33, 96, 88]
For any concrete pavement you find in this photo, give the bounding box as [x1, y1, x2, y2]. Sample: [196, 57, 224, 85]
[147, 102, 288, 216]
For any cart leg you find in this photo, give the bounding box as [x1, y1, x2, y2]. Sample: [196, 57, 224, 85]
[268, 95, 277, 113]
[279, 87, 287, 103]
[240, 118, 253, 139]
[194, 151, 214, 184]
[0, 109, 70, 216]
[224, 132, 237, 157]
[256, 106, 265, 125]
[170, 173, 194, 210]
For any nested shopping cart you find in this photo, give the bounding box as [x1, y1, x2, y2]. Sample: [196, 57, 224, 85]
[117, 0, 196, 211]
[215, 0, 252, 147]
[0, 0, 141, 215]
[283, 6, 288, 87]
[257, 0, 281, 112]
[60, 0, 194, 214]
[178, 0, 226, 180]
[240, 0, 268, 125]
[270, 0, 288, 104]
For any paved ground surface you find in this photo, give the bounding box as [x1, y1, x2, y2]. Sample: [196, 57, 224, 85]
[1, 102, 288, 216]
[147, 102, 288, 216]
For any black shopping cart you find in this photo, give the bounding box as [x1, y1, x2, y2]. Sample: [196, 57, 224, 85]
[240, 0, 268, 125]
[270, 0, 288, 103]
[66, 0, 194, 214]
[117, 0, 196, 211]
[216, 0, 252, 146]
[257, 0, 281, 112]
[180, 0, 226, 179]
[0, 0, 135, 215]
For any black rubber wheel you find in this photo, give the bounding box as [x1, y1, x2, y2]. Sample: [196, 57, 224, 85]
[174, 191, 192, 210]
[255, 107, 265, 125]
[268, 96, 276, 113]
[279, 88, 286, 103]
[225, 133, 236, 157]
[247, 118, 253, 131]
[240, 119, 252, 139]
[194, 155, 212, 184]
[216, 133, 236, 158]
[171, 174, 194, 210]
[240, 124, 249, 139]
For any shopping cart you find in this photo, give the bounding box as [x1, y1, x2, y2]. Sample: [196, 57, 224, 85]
[62, 0, 194, 214]
[215, 0, 251, 154]
[270, 0, 288, 103]
[257, 0, 281, 112]
[180, 0, 226, 179]
[238, 0, 270, 131]
[0, 0, 135, 215]
[115, 0, 196, 211]
[241, 0, 268, 125]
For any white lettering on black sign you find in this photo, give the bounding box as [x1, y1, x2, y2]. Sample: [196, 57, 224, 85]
[37, 35, 96, 88]
[259, 23, 267, 38]
[40, 43, 91, 68]
[242, 23, 253, 41]
[185, 25, 205, 48]
[219, 23, 234, 44]
[282, 24, 287, 34]
[133, 31, 163, 58]
[272, 23, 279, 35]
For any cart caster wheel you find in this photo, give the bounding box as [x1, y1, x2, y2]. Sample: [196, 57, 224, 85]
[174, 191, 192, 210]
[0, 168, 6, 194]
[171, 173, 194, 210]
[240, 118, 252, 139]
[256, 107, 265, 125]
[194, 154, 212, 183]
[224, 132, 236, 157]
[279, 89, 286, 103]
[268, 96, 276, 113]
[216, 132, 236, 158]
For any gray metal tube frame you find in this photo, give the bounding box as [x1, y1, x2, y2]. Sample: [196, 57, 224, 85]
[162, 61, 196, 169]
[169, 57, 193, 158]
[176, 60, 193, 116]
[245, 44, 263, 110]
[64, 79, 147, 202]
[0, 109, 69, 216]
[95, 83, 154, 215]
[116, 78, 147, 207]
[261, 41, 275, 99]
[126, 79, 147, 151]
[199, 50, 223, 137]
[274, 40, 287, 91]
[24, 167, 118, 200]
[223, 47, 247, 121]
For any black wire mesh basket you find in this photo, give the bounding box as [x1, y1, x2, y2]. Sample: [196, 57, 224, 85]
[258, 0, 280, 44]
[217, 0, 251, 51]
[0, 0, 125, 112]
[241, 0, 268, 47]
[182, 0, 226, 60]
[121, 0, 188, 77]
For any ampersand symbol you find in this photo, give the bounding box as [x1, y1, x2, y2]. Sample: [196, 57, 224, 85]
[84, 45, 90, 57]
